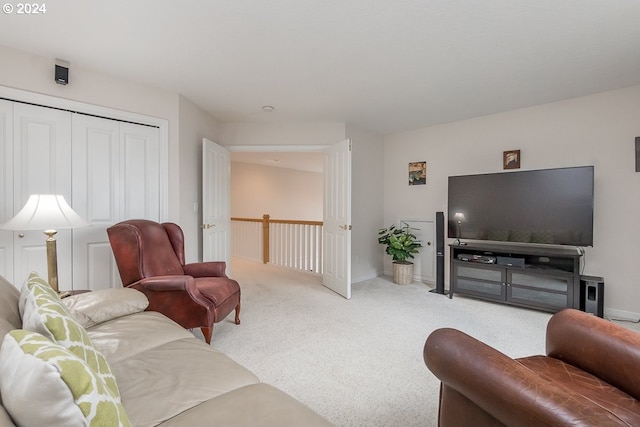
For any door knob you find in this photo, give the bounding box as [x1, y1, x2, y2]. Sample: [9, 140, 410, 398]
[338, 224, 352, 230]
[201, 224, 215, 229]
[18, 233, 24, 238]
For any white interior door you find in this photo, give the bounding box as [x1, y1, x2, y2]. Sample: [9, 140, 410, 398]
[13, 103, 73, 290]
[323, 138, 352, 299]
[202, 138, 231, 268]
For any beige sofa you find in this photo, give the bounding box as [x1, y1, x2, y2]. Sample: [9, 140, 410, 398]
[0, 275, 334, 427]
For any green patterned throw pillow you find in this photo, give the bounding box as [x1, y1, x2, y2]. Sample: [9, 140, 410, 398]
[0, 330, 131, 427]
[19, 272, 120, 397]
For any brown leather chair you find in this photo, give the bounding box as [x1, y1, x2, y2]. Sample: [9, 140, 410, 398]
[424, 308, 640, 427]
[107, 219, 240, 344]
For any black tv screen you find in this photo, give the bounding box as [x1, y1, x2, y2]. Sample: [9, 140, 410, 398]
[447, 166, 594, 247]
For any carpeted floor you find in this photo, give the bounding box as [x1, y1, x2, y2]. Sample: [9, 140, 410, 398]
[208, 258, 553, 427]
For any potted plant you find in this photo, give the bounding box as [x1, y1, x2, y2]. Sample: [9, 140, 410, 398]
[377, 221, 423, 285]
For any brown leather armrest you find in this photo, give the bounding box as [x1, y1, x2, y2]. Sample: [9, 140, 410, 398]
[128, 276, 214, 328]
[131, 275, 194, 291]
[424, 328, 626, 427]
[547, 308, 640, 400]
[183, 262, 228, 278]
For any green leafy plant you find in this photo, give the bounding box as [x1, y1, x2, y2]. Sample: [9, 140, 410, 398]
[377, 221, 423, 264]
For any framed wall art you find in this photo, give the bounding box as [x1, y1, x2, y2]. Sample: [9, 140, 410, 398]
[409, 161, 426, 185]
[503, 150, 521, 170]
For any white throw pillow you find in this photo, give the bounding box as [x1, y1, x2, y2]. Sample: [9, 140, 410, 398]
[18, 272, 121, 396]
[62, 288, 149, 328]
[0, 330, 131, 427]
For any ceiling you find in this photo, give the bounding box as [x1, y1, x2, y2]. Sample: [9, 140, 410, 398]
[2, 1, 640, 137]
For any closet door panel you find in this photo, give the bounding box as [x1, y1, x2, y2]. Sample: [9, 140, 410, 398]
[72, 114, 121, 290]
[13, 103, 72, 290]
[0, 100, 13, 284]
[121, 123, 161, 220]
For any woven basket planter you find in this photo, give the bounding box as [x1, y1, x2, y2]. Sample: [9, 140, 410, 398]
[392, 262, 414, 285]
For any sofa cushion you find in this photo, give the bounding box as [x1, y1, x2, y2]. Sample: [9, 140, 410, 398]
[157, 384, 334, 427]
[62, 288, 149, 328]
[0, 330, 131, 427]
[87, 311, 196, 364]
[18, 272, 120, 396]
[109, 337, 260, 427]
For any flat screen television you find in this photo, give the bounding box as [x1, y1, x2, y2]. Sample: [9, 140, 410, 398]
[447, 166, 594, 247]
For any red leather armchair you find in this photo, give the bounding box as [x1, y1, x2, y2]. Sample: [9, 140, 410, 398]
[424, 309, 640, 427]
[107, 219, 240, 344]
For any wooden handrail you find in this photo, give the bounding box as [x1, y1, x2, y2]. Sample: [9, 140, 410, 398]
[231, 217, 262, 222]
[231, 217, 323, 226]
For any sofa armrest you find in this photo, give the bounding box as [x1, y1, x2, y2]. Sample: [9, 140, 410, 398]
[62, 288, 149, 328]
[547, 308, 640, 400]
[183, 261, 227, 278]
[424, 328, 627, 427]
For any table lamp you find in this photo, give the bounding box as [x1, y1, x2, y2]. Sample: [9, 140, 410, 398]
[453, 212, 466, 237]
[1, 194, 89, 292]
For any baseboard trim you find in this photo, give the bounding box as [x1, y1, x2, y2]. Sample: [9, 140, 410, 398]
[352, 272, 381, 284]
[604, 308, 640, 322]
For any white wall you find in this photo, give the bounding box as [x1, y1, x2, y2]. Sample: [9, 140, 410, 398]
[231, 161, 323, 220]
[178, 95, 221, 262]
[219, 122, 346, 146]
[383, 85, 640, 317]
[347, 125, 385, 282]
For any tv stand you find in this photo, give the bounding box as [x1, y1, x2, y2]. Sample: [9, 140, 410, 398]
[449, 242, 583, 312]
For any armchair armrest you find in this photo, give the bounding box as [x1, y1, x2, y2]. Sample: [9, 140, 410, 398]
[183, 261, 228, 278]
[127, 276, 214, 328]
[131, 275, 195, 292]
[424, 328, 626, 427]
[547, 308, 640, 400]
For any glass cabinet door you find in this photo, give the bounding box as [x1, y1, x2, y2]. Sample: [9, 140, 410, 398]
[507, 271, 570, 310]
[453, 263, 506, 301]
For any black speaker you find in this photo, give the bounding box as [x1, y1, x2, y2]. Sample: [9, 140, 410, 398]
[434, 211, 445, 295]
[580, 275, 604, 318]
[55, 59, 69, 85]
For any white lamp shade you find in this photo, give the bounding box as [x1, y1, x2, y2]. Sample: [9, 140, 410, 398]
[1, 194, 89, 231]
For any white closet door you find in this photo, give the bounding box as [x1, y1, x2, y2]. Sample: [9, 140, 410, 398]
[0, 100, 13, 284]
[120, 123, 161, 220]
[72, 114, 121, 290]
[72, 115, 161, 290]
[13, 103, 73, 290]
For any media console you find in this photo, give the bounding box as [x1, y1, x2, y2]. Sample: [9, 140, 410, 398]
[449, 242, 583, 312]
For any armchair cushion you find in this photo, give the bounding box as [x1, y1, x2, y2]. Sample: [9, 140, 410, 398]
[62, 288, 149, 328]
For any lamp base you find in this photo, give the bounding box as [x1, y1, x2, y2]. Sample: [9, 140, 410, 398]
[44, 230, 59, 293]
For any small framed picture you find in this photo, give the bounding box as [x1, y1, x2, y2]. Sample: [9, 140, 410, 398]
[408, 161, 426, 185]
[503, 150, 521, 170]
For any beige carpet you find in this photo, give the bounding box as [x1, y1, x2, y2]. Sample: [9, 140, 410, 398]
[209, 258, 554, 427]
